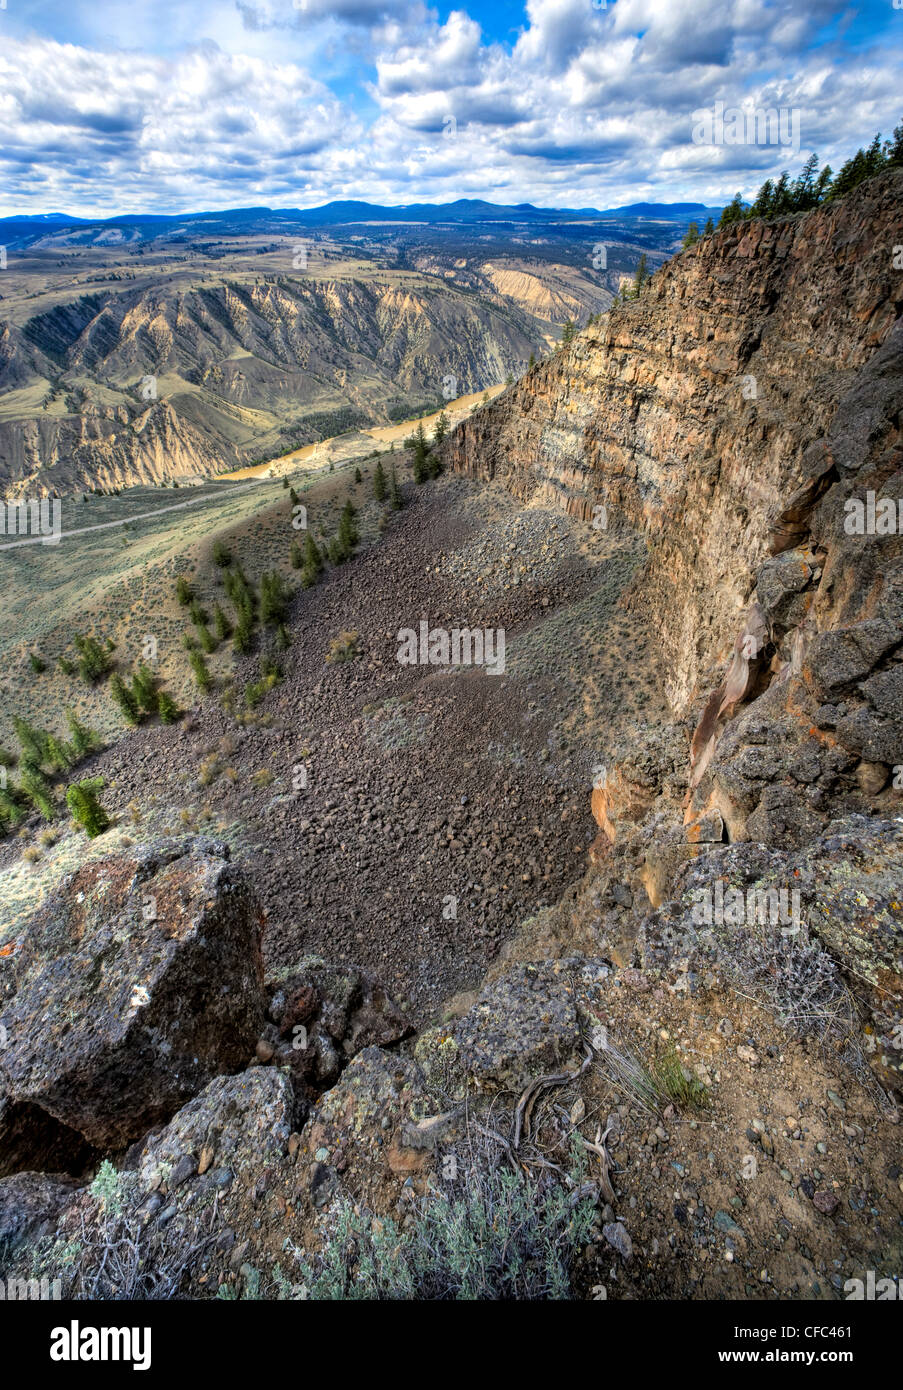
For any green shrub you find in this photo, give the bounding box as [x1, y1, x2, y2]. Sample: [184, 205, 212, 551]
[66, 709, 102, 759]
[73, 634, 112, 683]
[260, 571, 290, 627]
[14, 716, 50, 767]
[189, 649, 212, 692]
[300, 1155, 595, 1300]
[110, 673, 141, 725]
[157, 690, 181, 725]
[20, 764, 55, 820]
[66, 777, 111, 838]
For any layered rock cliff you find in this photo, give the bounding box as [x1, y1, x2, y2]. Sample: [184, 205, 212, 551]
[448, 171, 903, 1095]
[447, 169, 903, 714]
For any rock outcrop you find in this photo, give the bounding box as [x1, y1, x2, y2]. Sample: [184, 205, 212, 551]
[0, 838, 266, 1157]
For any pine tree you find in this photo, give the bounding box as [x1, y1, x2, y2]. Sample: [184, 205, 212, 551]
[681, 222, 700, 249]
[110, 673, 141, 725]
[301, 533, 324, 586]
[189, 648, 212, 692]
[132, 663, 160, 715]
[433, 411, 450, 446]
[14, 716, 49, 769]
[528, 352, 536, 368]
[157, 689, 181, 724]
[66, 778, 110, 838]
[65, 709, 101, 760]
[304, 533, 323, 575]
[703, 217, 715, 235]
[718, 193, 745, 227]
[390, 467, 403, 511]
[412, 421, 430, 483]
[196, 621, 217, 654]
[260, 571, 290, 627]
[373, 459, 387, 502]
[888, 121, 903, 168]
[749, 177, 775, 219]
[632, 254, 649, 296]
[234, 609, 254, 654]
[29, 652, 46, 674]
[561, 319, 576, 344]
[0, 787, 25, 834]
[176, 576, 193, 606]
[21, 765, 55, 820]
[791, 153, 820, 210]
[213, 603, 232, 640]
[44, 734, 74, 773]
[212, 540, 231, 568]
[290, 538, 303, 569]
[73, 633, 112, 683]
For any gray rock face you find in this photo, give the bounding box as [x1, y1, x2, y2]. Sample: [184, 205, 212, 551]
[0, 838, 266, 1155]
[454, 962, 581, 1088]
[637, 816, 903, 1093]
[756, 550, 816, 637]
[136, 1068, 294, 1195]
[0, 1170, 81, 1250]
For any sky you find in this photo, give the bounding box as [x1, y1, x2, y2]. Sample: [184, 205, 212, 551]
[0, 0, 900, 216]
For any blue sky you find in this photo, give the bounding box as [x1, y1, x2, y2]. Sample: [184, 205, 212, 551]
[0, 0, 901, 216]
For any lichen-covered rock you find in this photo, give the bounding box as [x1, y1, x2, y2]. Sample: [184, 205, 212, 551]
[453, 962, 581, 1088]
[265, 957, 412, 1096]
[136, 1068, 294, 1194]
[636, 817, 903, 1093]
[0, 838, 266, 1154]
[756, 549, 816, 636]
[305, 1047, 430, 1200]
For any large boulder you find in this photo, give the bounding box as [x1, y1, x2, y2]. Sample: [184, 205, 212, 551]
[304, 1047, 430, 1204]
[453, 962, 581, 1089]
[136, 1068, 294, 1196]
[0, 838, 266, 1154]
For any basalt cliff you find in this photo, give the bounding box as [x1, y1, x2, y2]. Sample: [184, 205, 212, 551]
[448, 167, 903, 1087]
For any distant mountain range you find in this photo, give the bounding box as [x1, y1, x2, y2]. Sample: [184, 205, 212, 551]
[0, 198, 723, 241]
